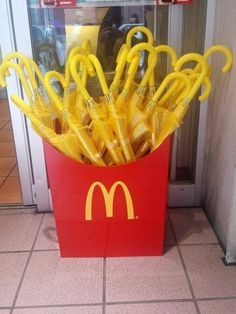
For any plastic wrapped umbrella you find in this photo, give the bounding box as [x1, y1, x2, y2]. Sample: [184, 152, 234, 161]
[124, 43, 157, 151]
[10, 94, 83, 163]
[2, 52, 54, 129]
[109, 26, 154, 98]
[151, 53, 209, 150]
[44, 70, 105, 166]
[88, 53, 141, 163]
[70, 54, 125, 165]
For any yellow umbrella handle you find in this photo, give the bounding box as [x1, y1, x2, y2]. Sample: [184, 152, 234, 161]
[146, 72, 191, 114]
[70, 54, 95, 101]
[0, 61, 33, 99]
[88, 54, 109, 95]
[174, 53, 208, 101]
[28, 59, 44, 84]
[126, 26, 153, 49]
[201, 45, 233, 73]
[127, 43, 157, 91]
[111, 44, 129, 92]
[44, 71, 67, 111]
[65, 47, 87, 85]
[155, 45, 177, 66]
[123, 52, 140, 91]
[3, 52, 38, 90]
[148, 44, 178, 89]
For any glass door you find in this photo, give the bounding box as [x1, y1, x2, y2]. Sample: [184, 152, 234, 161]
[1, 0, 210, 210]
[168, 0, 208, 207]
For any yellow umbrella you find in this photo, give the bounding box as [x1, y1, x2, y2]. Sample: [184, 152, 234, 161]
[124, 43, 157, 151]
[44, 70, 105, 166]
[11, 94, 83, 163]
[152, 53, 209, 150]
[2, 52, 54, 129]
[70, 54, 125, 165]
[146, 44, 178, 102]
[88, 53, 140, 163]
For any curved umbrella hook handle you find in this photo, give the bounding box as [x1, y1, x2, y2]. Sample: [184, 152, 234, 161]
[152, 72, 191, 104]
[44, 71, 67, 112]
[203, 45, 233, 73]
[0, 61, 33, 99]
[148, 44, 178, 88]
[70, 54, 95, 101]
[3, 52, 38, 90]
[65, 47, 87, 86]
[174, 53, 208, 102]
[88, 54, 109, 96]
[126, 26, 153, 49]
[127, 43, 157, 91]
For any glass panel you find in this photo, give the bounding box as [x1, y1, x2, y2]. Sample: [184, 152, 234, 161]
[27, 1, 168, 94]
[173, 0, 207, 183]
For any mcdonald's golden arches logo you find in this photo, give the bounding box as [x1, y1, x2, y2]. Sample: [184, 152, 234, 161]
[85, 181, 135, 220]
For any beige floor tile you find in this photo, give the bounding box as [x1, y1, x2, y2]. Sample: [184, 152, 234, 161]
[2, 121, 12, 130]
[169, 208, 218, 244]
[34, 214, 59, 250]
[0, 143, 16, 157]
[106, 247, 192, 302]
[13, 306, 102, 314]
[0, 311, 10, 314]
[0, 208, 36, 215]
[0, 130, 14, 143]
[106, 302, 197, 314]
[165, 220, 176, 245]
[0, 120, 8, 129]
[0, 177, 22, 204]
[0, 253, 28, 307]
[0, 177, 5, 186]
[16, 251, 103, 306]
[0, 157, 16, 176]
[0, 213, 42, 251]
[198, 299, 236, 314]
[0, 111, 10, 121]
[9, 165, 19, 177]
[181, 245, 236, 298]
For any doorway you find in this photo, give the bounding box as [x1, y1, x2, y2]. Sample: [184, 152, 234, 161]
[0, 47, 22, 206]
[0, 99, 22, 205]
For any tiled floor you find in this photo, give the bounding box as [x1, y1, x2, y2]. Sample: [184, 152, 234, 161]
[0, 99, 22, 205]
[0, 207, 236, 313]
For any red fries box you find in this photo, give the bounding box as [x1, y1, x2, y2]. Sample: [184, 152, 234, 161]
[43, 138, 170, 257]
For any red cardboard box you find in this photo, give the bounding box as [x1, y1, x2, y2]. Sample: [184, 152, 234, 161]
[44, 138, 170, 257]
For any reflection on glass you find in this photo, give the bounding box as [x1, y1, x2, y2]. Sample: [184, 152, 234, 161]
[27, 2, 168, 77]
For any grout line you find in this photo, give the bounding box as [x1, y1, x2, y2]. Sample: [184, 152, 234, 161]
[0, 249, 60, 254]
[165, 243, 219, 247]
[197, 296, 236, 301]
[10, 214, 45, 313]
[12, 303, 103, 310]
[168, 218, 201, 314]
[0, 120, 10, 130]
[102, 258, 106, 314]
[0, 163, 19, 201]
[0, 250, 31, 254]
[106, 299, 194, 305]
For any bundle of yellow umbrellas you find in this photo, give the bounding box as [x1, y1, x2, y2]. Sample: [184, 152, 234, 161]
[0, 27, 233, 166]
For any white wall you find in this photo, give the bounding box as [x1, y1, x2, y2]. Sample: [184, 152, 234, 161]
[202, 0, 236, 249]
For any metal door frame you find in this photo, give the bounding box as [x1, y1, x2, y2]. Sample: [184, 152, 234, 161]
[167, 1, 215, 207]
[0, 0, 51, 211]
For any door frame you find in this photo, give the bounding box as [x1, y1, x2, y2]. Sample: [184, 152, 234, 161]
[167, 1, 215, 207]
[0, 0, 51, 211]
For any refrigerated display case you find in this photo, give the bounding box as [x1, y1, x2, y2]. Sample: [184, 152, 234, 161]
[0, 0, 212, 210]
